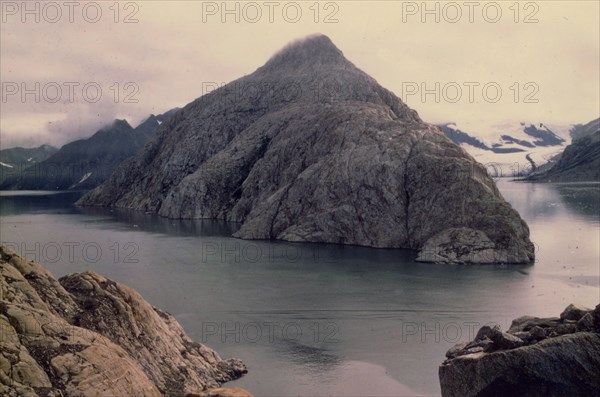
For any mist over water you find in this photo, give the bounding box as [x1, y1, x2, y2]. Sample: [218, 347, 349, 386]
[0, 180, 598, 396]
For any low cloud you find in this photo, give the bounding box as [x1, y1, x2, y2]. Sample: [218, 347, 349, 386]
[1, 1, 598, 149]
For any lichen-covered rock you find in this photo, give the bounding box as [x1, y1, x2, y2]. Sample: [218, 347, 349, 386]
[440, 304, 600, 397]
[0, 246, 247, 396]
[77, 34, 534, 264]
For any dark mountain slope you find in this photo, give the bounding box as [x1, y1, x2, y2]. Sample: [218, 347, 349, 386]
[0, 110, 177, 190]
[0, 144, 57, 166]
[0, 144, 58, 184]
[527, 118, 599, 182]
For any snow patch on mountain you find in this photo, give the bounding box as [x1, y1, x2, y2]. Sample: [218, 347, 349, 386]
[69, 172, 92, 189]
[439, 121, 572, 176]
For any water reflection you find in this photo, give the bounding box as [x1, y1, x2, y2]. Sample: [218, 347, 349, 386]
[79, 206, 241, 237]
[499, 180, 600, 222]
[278, 339, 340, 370]
[0, 190, 84, 215]
[552, 183, 600, 219]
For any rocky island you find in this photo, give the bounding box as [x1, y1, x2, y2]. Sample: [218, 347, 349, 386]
[0, 246, 248, 397]
[77, 34, 535, 264]
[439, 304, 600, 396]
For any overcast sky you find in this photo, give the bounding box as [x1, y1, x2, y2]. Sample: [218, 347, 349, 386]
[1, 0, 598, 148]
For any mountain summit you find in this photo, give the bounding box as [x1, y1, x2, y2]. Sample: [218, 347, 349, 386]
[261, 34, 350, 71]
[78, 35, 534, 264]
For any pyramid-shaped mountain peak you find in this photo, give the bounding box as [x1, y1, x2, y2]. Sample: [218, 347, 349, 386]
[262, 34, 352, 71]
[105, 119, 132, 131]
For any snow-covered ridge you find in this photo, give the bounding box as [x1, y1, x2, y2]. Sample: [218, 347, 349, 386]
[439, 121, 572, 177]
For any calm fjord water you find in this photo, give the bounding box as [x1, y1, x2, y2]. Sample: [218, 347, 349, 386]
[1, 180, 598, 396]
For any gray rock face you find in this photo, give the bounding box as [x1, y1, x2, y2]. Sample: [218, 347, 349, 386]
[77, 34, 534, 264]
[439, 304, 600, 397]
[0, 246, 246, 396]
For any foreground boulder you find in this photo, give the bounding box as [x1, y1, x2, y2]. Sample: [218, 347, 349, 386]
[78, 34, 534, 264]
[440, 304, 600, 396]
[0, 246, 248, 396]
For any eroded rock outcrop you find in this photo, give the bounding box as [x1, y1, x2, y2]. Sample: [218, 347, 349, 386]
[77, 34, 534, 264]
[439, 304, 600, 397]
[0, 246, 248, 396]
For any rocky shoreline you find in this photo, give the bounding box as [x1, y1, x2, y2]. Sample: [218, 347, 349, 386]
[440, 304, 600, 396]
[5, 239, 597, 397]
[0, 246, 250, 397]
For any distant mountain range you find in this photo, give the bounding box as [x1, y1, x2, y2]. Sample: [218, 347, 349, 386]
[438, 119, 600, 181]
[0, 144, 58, 168]
[0, 109, 179, 190]
[527, 118, 599, 182]
[438, 122, 571, 176]
[439, 122, 566, 153]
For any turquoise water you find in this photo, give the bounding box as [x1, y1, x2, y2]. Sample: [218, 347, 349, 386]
[1, 180, 598, 396]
